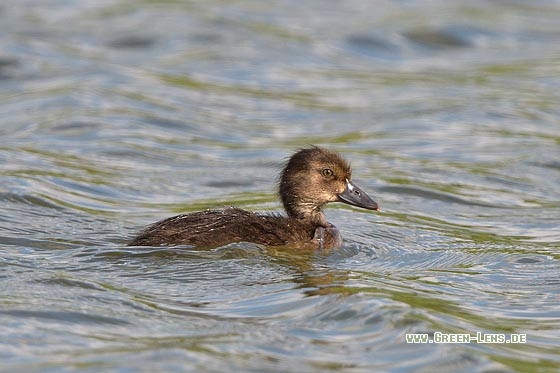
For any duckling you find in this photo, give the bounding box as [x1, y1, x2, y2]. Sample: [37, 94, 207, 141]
[128, 146, 378, 250]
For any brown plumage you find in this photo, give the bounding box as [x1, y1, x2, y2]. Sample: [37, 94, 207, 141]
[128, 146, 379, 250]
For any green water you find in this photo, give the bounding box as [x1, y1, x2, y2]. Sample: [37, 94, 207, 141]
[1, 0, 559, 372]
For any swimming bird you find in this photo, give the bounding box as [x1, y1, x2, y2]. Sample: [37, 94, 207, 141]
[128, 146, 379, 250]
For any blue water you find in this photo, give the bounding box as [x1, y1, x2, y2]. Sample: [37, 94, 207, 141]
[1, 0, 559, 371]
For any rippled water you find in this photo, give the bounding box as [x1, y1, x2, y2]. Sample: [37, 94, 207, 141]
[1, 0, 560, 371]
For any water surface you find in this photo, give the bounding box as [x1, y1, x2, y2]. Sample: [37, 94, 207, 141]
[1, 0, 559, 372]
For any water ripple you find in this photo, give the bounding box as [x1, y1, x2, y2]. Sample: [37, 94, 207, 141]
[1, 0, 559, 371]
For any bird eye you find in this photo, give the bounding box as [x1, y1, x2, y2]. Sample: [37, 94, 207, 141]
[321, 168, 334, 178]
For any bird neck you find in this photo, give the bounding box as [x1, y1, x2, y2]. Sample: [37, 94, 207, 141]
[282, 196, 328, 227]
